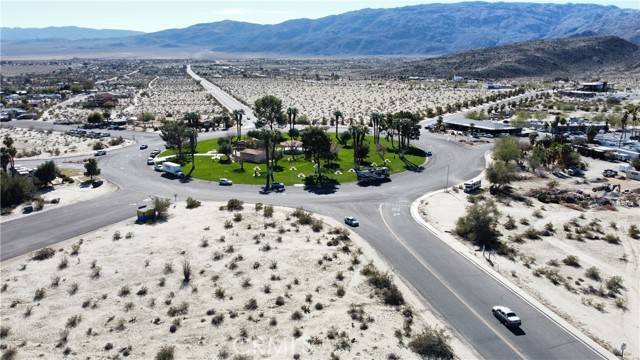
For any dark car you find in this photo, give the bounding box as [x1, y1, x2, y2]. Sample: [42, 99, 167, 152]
[344, 216, 359, 227]
[603, 169, 618, 178]
[140, 144, 148, 150]
[271, 182, 285, 192]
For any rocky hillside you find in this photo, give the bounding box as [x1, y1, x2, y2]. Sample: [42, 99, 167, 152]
[389, 36, 640, 79]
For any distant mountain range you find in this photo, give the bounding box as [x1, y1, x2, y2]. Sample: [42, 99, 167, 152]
[2, 2, 640, 57]
[389, 36, 640, 79]
[0, 26, 143, 41]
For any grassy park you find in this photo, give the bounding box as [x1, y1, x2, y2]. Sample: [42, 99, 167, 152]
[160, 134, 426, 185]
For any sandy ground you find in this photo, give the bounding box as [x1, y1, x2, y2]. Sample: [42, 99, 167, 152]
[0, 202, 475, 359]
[214, 78, 501, 120]
[123, 76, 224, 122]
[419, 161, 640, 357]
[0, 175, 117, 224]
[0, 127, 132, 159]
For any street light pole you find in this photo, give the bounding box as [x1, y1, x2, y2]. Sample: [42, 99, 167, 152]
[445, 164, 450, 191]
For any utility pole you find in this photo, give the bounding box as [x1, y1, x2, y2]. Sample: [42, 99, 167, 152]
[445, 164, 450, 191]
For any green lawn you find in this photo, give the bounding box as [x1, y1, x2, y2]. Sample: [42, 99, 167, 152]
[160, 134, 426, 185]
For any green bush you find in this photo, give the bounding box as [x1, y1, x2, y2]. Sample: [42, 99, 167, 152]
[1, 172, 34, 208]
[155, 345, 175, 360]
[31, 247, 55, 261]
[153, 197, 171, 220]
[226, 199, 243, 211]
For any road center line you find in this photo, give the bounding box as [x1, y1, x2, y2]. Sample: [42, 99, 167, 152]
[377, 203, 528, 360]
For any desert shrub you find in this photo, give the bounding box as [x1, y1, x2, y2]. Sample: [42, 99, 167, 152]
[0, 326, 10, 338]
[629, 225, 640, 239]
[226, 199, 244, 211]
[233, 213, 243, 222]
[186, 197, 201, 209]
[603, 234, 620, 244]
[255, 203, 263, 211]
[562, 255, 580, 267]
[605, 276, 624, 293]
[383, 286, 405, 306]
[33, 287, 46, 301]
[291, 310, 303, 320]
[546, 259, 560, 267]
[112, 231, 121, 241]
[68, 282, 79, 295]
[293, 327, 303, 338]
[336, 285, 346, 298]
[155, 345, 175, 360]
[244, 298, 258, 310]
[224, 220, 233, 229]
[585, 266, 601, 281]
[211, 313, 224, 327]
[520, 218, 530, 226]
[408, 326, 454, 360]
[182, 259, 192, 284]
[523, 227, 541, 240]
[311, 219, 323, 232]
[275, 296, 285, 306]
[2, 347, 17, 360]
[31, 247, 55, 261]
[615, 298, 627, 310]
[118, 285, 130, 297]
[263, 205, 274, 217]
[167, 302, 189, 317]
[503, 216, 516, 230]
[65, 314, 82, 328]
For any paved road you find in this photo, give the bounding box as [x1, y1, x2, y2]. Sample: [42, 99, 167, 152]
[186, 64, 256, 124]
[1, 87, 604, 359]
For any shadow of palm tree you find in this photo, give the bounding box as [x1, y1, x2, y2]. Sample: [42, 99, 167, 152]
[303, 175, 339, 194]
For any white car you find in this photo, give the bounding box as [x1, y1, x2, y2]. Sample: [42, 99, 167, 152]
[154, 163, 164, 172]
[219, 178, 233, 186]
[492, 306, 522, 327]
[146, 157, 156, 165]
[344, 216, 359, 227]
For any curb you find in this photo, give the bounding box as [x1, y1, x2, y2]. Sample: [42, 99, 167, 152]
[409, 156, 615, 360]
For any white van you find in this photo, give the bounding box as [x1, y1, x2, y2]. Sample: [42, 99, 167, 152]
[463, 179, 481, 193]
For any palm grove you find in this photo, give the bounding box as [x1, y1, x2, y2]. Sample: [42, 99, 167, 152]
[159, 94, 422, 188]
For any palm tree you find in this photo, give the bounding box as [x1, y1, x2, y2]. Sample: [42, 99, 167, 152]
[619, 111, 628, 148]
[370, 112, 383, 144]
[233, 109, 245, 140]
[333, 110, 343, 139]
[287, 107, 298, 130]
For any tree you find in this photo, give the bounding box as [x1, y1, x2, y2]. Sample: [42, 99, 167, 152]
[586, 126, 599, 143]
[350, 124, 369, 167]
[455, 198, 501, 249]
[83, 158, 100, 181]
[492, 136, 521, 163]
[338, 131, 352, 146]
[183, 112, 200, 129]
[34, 160, 58, 186]
[1, 171, 33, 208]
[160, 120, 190, 164]
[619, 111, 628, 148]
[187, 128, 198, 170]
[1, 135, 17, 170]
[528, 132, 538, 146]
[486, 160, 517, 191]
[87, 112, 104, 124]
[233, 109, 245, 140]
[301, 126, 332, 183]
[286, 107, 298, 130]
[255, 95, 285, 130]
[370, 112, 384, 144]
[217, 137, 233, 162]
[247, 129, 281, 188]
[137, 112, 155, 129]
[333, 110, 343, 138]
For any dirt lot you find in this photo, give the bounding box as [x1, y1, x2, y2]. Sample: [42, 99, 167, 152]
[0, 202, 473, 359]
[420, 159, 639, 357]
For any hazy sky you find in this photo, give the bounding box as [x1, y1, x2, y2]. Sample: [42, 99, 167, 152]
[2, 0, 639, 32]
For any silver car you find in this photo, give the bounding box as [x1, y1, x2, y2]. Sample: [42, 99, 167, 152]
[492, 306, 522, 327]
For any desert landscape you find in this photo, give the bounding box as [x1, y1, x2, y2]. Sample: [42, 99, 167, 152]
[419, 157, 639, 356]
[0, 201, 471, 359]
[212, 77, 501, 121]
[0, 126, 130, 159]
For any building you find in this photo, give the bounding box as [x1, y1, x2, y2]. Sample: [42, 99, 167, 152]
[444, 118, 522, 135]
[578, 82, 608, 92]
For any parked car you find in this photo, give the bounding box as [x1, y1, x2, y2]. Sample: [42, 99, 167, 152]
[154, 163, 164, 172]
[426, 151, 433, 156]
[147, 157, 156, 165]
[94, 150, 107, 156]
[219, 178, 233, 186]
[603, 169, 618, 178]
[271, 182, 285, 192]
[139, 144, 148, 150]
[150, 149, 161, 156]
[344, 216, 359, 227]
[492, 306, 521, 327]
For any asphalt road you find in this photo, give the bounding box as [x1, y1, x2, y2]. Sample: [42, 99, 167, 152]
[0, 87, 604, 359]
